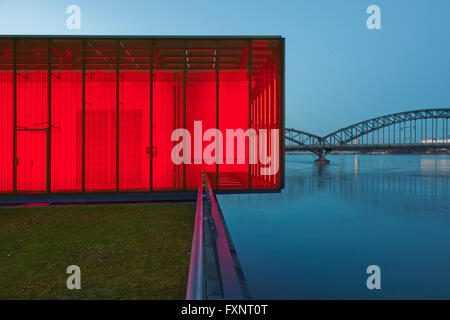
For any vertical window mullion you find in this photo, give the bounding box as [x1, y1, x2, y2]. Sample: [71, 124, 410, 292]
[12, 38, 17, 194]
[216, 40, 219, 190]
[47, 38, 51, 193]
[248, 39, 252, 189]
[116, 39, 120, 191]
[81, 39, 86, 192]
[183, 40, 187, 190]
[150, 39, 153, 191]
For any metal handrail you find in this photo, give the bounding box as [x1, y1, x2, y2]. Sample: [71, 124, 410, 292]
[203, 172, 243, 299]
[185, 179, 204, 300]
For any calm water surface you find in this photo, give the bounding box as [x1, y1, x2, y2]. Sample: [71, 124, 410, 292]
[218, 155, 450, 299]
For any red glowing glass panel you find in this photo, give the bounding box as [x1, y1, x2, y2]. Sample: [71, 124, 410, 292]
[152, 39, 184, 190]
[16, 39, 48, 192]
[0, 39, 13, 193]
[185, 40, 217, 189]
[16, 130, 47, 192]
[218, 40, 250, 189]
[152, 69, 184, 190]
[85, 40, 117, 191]
[118, 40, 151, 191]
[251, 39, 282, 189]
[51, 39, 83, 192]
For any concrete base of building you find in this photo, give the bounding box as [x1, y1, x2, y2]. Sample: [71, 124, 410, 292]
[0, 191, 198, 206]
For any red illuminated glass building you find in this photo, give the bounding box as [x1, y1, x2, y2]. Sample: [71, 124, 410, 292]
[0, 36, 284, 197]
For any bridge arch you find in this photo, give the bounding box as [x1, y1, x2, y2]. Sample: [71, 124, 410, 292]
[285, 108, 449, 163]
[321, 108, 449, 146]
[285, 128, 322, 146]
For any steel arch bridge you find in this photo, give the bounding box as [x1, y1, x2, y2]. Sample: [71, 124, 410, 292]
[285, 108, 450, 163]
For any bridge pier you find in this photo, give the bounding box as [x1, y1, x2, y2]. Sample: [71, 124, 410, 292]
[314, 150, 330, 165]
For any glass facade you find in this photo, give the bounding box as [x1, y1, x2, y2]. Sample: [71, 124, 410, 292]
[0, 36, 284, 194]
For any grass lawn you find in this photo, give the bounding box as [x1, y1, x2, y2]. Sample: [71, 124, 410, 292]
[0, 203, 195, 300]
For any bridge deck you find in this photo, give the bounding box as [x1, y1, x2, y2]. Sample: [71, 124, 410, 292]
[286, 143, 450, 152]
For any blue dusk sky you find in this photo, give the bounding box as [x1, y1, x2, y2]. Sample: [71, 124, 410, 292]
[0, 0, 449, 135]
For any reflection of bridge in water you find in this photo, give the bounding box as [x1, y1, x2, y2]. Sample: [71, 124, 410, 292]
[285, 108, 450, 163]
[284, 157, 449, 218]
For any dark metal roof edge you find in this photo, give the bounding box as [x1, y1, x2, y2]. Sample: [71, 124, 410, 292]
[0, 35, 284, 39]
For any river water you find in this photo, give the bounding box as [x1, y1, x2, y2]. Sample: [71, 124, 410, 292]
[217, 154, 450, 299]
